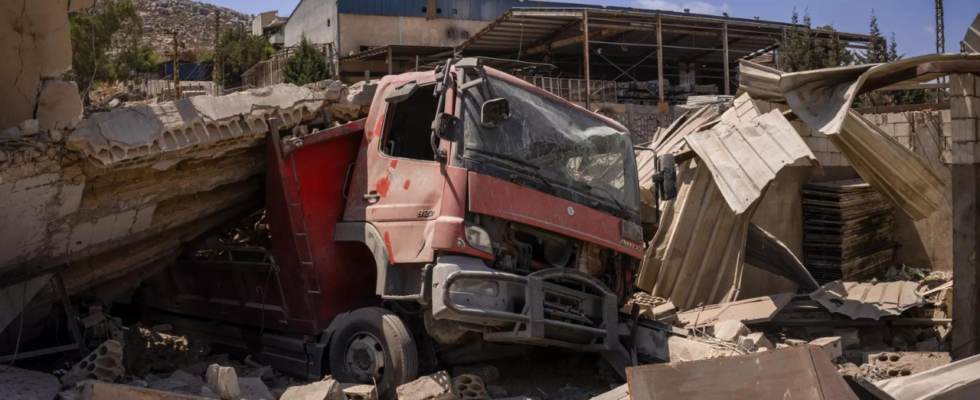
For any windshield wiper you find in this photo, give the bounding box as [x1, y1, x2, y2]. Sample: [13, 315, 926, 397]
[465, 147, 556, 194]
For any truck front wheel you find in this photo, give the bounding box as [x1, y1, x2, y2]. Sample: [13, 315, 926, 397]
[329, 307, 418, 400]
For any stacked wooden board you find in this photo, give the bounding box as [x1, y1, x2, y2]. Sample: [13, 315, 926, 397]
[802, 179, 895, 283]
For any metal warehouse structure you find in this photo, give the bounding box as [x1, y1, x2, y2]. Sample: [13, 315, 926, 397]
[457, 8, 872, 108]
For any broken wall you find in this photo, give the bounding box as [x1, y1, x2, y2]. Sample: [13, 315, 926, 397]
[866, 110, 953, 271]
[1, 79, 372, 301]
[0, 0, 88, 131]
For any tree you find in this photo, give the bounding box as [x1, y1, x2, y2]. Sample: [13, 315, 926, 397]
[216, 26, 276, 89]
[778, 8, 852, 72]
[69, 0, 146, 98]
[856, 13, 926, 106]
[284, 35, 331, 85]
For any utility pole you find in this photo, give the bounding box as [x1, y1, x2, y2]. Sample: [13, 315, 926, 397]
[936, 0, 946, 102]
[214, 10, 221, 89]
[172, 31, 181, 100]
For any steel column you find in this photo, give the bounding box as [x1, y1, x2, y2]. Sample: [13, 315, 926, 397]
[723, 22, 730, 95]
[583, 10, 591, 110]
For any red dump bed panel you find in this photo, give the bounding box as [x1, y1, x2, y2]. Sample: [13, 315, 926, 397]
[145, 120, 377, 335]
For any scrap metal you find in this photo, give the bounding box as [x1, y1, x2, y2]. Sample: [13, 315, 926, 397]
[686, 106, 816, 214]
[810, 281, 925, 320]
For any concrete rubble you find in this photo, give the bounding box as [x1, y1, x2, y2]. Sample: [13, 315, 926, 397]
[2, 3, 980, 400]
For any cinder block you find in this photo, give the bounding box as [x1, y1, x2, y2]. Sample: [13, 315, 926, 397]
[809, 336, 843, 361]
[452, 375, 489, 400]
[452, 365, 499, 384]
[61, 340, 125, 388]
[952, 119, 978, 143]
[887, 113, 908, 124]
[892, 122, 910, 138]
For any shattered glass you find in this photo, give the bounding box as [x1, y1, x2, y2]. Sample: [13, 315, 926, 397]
[459, 74, 640, 214]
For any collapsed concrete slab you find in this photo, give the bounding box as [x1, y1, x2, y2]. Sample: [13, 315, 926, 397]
[67, 85, 324, 169]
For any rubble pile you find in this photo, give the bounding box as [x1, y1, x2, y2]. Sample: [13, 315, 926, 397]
[131, 0, 250, 57]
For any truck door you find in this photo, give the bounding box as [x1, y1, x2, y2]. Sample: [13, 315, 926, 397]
[348, 81, 449, 264]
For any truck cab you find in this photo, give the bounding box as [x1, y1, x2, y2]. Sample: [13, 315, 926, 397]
[144, 58, 643, 400]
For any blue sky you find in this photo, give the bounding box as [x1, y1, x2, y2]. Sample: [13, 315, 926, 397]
[211, 0, 978, 58]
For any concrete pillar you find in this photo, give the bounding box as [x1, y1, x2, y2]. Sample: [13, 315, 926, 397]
[951, 72, 980, 360]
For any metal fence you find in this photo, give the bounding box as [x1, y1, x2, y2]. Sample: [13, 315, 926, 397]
[129, 75, 220, 100]
[520, 76, 618, 104]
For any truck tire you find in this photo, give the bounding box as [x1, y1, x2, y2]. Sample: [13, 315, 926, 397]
[329, 307, 418, 400]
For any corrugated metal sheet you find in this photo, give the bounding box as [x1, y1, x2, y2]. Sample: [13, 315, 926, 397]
[877, 353, 980, 400]
[964, 13, 980, 53]
[675, 292, 794, 328]
[829, 111, 946, 221]
[780, 53, 980, 136]
[337, 0, 586, 21]
[810, 280, 924, 320]
[738, 55, 955, 222]
[686, 103, 816, 215]
[736, 59, 783, 102]
[636, 161, 760, 310]
[746, 224, 819, 292]
[635, 106, 720, 206]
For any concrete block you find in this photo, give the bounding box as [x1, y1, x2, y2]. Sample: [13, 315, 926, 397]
[61, 340, 125, 387]
[282, 379, 345, 400]
[736, 332, 773, 351]
[452, 364, 499, 384]
[667, 336, 724, 362]
[809, 336, 842, 361]
[452, 375, 489, 400]
[206, 364, 240, 400]
[396, 371, 455, 400]
[892, 122, 910, 138]
[239, 377, 275, 400]
[76, 380, 210, 400]
[711, 320, 750, 342]
[341, 383, 377, 400]
[784, 339, 807, 347]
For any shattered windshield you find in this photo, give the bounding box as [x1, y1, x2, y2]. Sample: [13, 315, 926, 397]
[459, 73, 640, 217]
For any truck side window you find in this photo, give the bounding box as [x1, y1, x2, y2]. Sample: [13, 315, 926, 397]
[382, 84, 438, 161]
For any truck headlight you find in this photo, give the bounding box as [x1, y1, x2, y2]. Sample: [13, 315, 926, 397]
[450, 279, 499, 297]
[464, 223, 493, 254]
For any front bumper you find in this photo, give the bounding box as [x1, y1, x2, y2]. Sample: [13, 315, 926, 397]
[429, 256, 618, 351]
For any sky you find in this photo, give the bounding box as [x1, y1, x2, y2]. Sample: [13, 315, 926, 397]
[210, 0, 979, 58]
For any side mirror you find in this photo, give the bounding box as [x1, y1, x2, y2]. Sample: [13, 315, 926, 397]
[480, 98, 510, 128]
[385, 81, 418, 103]
[655, 153, 678, 201]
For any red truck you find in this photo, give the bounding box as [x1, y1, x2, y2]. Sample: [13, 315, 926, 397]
[143, 58, 645, 399]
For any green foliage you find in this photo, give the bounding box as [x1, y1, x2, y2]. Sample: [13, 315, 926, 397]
[778, 8, 853, 72]
[856, 14, 926, 106]
[284, 35, 331, 85]
[216, 26, 276, 88]
[69, 0, 145, 93]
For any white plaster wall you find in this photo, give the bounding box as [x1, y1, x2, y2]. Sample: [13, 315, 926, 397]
[337, 15, 489, 56]
[284, 0, 338, 47]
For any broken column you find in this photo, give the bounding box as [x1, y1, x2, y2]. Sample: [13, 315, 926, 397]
[951, 72, 980, 360]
